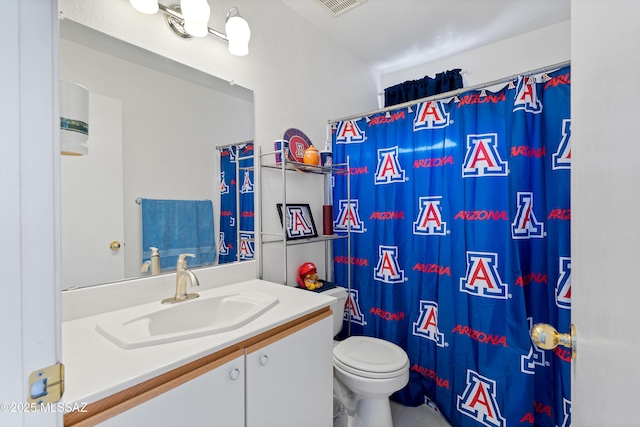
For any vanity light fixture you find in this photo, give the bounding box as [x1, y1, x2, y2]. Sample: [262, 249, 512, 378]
[130, 1, 251, 56]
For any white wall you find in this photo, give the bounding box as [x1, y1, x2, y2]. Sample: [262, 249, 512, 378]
[59, 0, 378, 286]
[57, 2, 572, 290]
[58, 0, 378, 162]
[56, 1, 573, 290]
[381, 20, 570, 100]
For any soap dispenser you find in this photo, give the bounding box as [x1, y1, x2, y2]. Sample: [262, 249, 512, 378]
[141, 247, 161, 275]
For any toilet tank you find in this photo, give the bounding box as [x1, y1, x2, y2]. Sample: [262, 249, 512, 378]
[319, 286, 347, 337]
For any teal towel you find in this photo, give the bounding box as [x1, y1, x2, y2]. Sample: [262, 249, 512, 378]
[141, 199, 216, 270]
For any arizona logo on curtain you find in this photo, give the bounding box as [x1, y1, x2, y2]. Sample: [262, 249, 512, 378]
[218, 142, 255, 264]
[332, 66, 571, 427]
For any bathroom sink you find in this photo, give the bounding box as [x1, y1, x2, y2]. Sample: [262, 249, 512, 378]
[96, 291, 279, 349]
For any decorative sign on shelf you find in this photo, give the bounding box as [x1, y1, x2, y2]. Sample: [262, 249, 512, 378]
[276, 203, 318, 240]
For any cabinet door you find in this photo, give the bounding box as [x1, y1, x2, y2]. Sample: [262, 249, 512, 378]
[99, 353, 244, 427]
[245, 315, 333, 427]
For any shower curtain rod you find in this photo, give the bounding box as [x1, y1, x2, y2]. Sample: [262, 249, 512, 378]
[328, 59, 570, 124]
[215, 139, 254, 151]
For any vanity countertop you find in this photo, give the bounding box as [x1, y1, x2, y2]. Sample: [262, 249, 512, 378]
[62, 279, 334, 404]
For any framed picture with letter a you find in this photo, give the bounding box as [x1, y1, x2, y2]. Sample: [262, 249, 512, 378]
[276, 203, 318, 240]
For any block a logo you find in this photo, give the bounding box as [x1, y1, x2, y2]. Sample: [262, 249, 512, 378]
[521, 317, 547, 375]
[335, 120, 367, 144]
[229, 146, 237, 163]
[457, 369, 506, 427]
[413, 101, 451, 131]
[413, 301, 446, 347]
[513, 75, 543, 114]
[239, 232, 254, 260]
[240, 170, 254, 194]
[333, 199, 366, 233]
[375, 146, 406, 184]
[462, 134, 508, 178]
[220, 171, 230, 195]
[284, 205, 316, 239]
[460, 251, 508, 299]
[218, 232, 230, 256]
[511, 192, 544, 239]
[558, 398, 572, 427]
[345, 289, 366, 326]
[553, 119, 571, 170]
[374, 245, 406, 284]
[556, 257, 571, 309]
[413, 196, 447, 236]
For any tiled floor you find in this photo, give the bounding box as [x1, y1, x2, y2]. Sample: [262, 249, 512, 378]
[390, 401, 452, 427]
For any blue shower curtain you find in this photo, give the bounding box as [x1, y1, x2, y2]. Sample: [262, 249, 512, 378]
[332, 67, 571, 427]
[218, 142, 255, 264]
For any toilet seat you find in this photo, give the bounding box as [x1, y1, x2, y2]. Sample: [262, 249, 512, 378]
[333, 336, 409, 379]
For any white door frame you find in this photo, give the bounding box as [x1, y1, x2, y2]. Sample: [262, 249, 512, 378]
[0, 1, 61, 426]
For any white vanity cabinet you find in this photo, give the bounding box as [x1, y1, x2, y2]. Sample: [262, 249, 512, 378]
[65, 307, 333, 427]
[99, 352, 245, 427]
[245, 315, 333, 427]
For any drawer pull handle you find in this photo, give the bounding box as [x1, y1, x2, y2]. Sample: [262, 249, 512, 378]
[259, 355, 269, 366]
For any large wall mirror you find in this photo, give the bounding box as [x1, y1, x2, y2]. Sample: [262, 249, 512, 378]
[59, 19, 255, 289]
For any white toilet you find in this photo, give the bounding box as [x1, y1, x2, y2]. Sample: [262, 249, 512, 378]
[321, 286, 410, 427]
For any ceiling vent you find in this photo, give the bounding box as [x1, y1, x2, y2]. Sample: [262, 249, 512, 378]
[316, 0, 367, 17]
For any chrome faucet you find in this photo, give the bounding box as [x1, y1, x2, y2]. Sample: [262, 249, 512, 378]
[161, 254, 200, 304]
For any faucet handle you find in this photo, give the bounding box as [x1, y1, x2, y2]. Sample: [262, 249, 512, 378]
[177, 253, 196, 268]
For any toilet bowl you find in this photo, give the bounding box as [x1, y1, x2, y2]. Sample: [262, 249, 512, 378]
[321, 285, 410, 427]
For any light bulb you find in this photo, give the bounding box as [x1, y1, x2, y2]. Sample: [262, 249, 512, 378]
[130, 0, 159, 14]
[181, 0, 210, 37]
[225, 8, 250, 56]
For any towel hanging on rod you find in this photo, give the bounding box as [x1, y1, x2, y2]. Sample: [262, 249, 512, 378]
[140, 198, 216, 270]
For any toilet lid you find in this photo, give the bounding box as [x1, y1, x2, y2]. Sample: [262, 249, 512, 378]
[333, 336, 409, 378]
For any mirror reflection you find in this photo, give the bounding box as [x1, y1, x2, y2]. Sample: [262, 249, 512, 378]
[59, 19, 255, 289]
